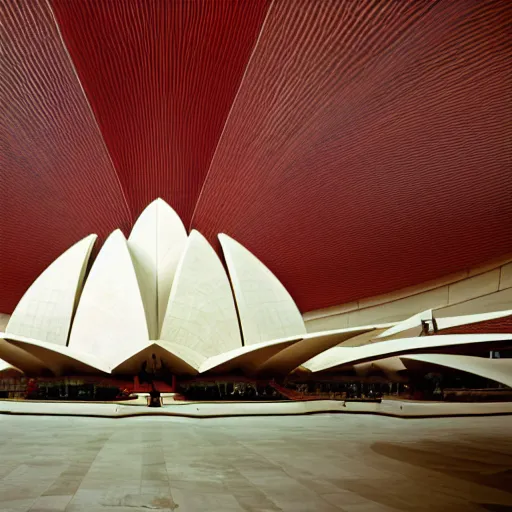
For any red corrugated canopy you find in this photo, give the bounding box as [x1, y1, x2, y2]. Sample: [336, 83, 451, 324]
[1, 0, 511, 314]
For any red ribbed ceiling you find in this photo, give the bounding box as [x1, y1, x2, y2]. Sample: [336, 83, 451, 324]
[50, 0, 270, 224]
[192, 0, 512, 311]
[1, 0, 511, 314]
[0, 0, 131, 313]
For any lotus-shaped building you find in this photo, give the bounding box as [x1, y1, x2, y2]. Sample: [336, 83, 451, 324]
[0, 199, 370, 378]
[1, 198, 512, 392]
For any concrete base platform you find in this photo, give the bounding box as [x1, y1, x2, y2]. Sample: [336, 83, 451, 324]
[1, 398, 511, 419]
[0, 414, 511, 511]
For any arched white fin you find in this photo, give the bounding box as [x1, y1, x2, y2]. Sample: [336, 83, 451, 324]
[128, 198, 187, 338]
[69, 230, 149, 368]
[160, 230, 242, 358]
[377, 310, 433, 339]
[218, 234, 306, 345]
[256, 325, 378, 376]
[304, 333, 512, 372]
[6, 235, 96, 345]
[400, 353, 512, 388]
[200, 337, 301, 375]
[3, 333, 111, 376]
[435, 309, 512, 331]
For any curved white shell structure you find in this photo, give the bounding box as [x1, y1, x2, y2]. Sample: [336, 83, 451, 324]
[1, 199, 510, 387]
[219, 233, 306, 345]
[160, 230, 242, 358]
[128, 198, 187, 338]
[69, 230, 149, 368]
[6, 234, 96, 345]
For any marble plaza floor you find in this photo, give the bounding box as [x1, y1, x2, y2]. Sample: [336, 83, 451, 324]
[0, 414, 511, 512]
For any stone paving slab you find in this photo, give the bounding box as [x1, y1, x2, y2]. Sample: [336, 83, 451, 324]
[0, 415, 510, 511]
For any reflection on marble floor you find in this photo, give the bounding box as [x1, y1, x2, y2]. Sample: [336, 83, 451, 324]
[0, 414, 511, 512]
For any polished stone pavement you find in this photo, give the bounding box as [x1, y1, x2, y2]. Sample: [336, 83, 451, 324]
[0, 414, 511, 512]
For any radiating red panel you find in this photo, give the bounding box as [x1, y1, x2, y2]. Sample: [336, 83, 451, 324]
[0, 0, 131, 313]
[50, 0, 270, 224]
[192, 0, 512, 312]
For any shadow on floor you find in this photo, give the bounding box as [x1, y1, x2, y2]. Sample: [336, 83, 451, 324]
[371, 440, 512, 494]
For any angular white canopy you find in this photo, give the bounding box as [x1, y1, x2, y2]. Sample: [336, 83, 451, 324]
[303, 334, 512, 373]
[400, 353, 512, 388]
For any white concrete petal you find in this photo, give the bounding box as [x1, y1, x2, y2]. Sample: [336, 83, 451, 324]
[6, 235, 96, 346]
[160, 230, 242, 358]
[1, 333, 111, 375]
[304, 333, 512, 372]
[219, 233, 306, 345]
[435, 309, 512, 331]
[0, 332, 49, 375]
[256, 325, 380, 376]
[400, 353, 512, 388]
[339, 326, 393, 347]
[111, 340, 205, 375]
[128, 198, 187, 338]
[69, 230, 149, 369]
[200, 337, 303, 375]
[0, 358, 11, 373]
[377, 309, 432, 339]
[353, 357, 408, 379]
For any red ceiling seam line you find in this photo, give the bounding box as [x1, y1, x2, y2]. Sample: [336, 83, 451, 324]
[188, 0, 276, 233]
[50, 0, 272, 224]
[46, 0, 133, 224]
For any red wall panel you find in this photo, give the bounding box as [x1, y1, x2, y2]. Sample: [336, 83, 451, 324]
[50, 0, 270, 224]
[0, 0, 131, 313]
[192, 0, 512, 312]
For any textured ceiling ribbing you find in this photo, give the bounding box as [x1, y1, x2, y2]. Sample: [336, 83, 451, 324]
[0, 0, 131, 314]
[50, 0, 271, 223]
[191, 0, 512, 312]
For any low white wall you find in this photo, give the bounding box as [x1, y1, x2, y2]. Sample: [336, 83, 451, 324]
[1, 398, 511, 419]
